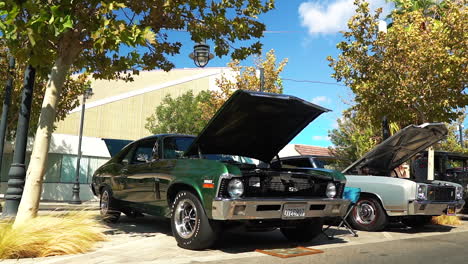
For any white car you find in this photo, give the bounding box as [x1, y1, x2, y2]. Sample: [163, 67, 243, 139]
[343, 123, 464, 231]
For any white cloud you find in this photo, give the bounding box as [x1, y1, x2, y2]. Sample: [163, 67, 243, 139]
[311, 95, 331, 105]
[312, 135, 331, 141]
[298, 0, 394, 35]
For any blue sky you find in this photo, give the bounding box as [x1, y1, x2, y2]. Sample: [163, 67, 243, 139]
[141, 0, 466, 147]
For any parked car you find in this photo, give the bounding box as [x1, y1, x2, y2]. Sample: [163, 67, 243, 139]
[428, 151, 468, 202]
[275, 124, 465, 231]
[91, 90, 350, 249]
[343, 123, 465, 231]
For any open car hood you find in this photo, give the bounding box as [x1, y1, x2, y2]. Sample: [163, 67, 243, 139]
[342, 123, 448, 175]
[185, 90, 329, 162]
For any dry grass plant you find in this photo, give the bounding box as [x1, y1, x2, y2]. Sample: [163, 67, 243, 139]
[0, 211, 107, 259]
[432, 215, 462, 226]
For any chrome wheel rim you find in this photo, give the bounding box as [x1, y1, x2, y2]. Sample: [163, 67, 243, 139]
[356, 201, 376, 225]
[174, 199, 198, 239]
[100, 191, 109, 216]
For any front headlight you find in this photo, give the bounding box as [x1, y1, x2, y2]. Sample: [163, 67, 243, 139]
[326, 183, 337, 198]
[227, 178, 244, 198]
[456, 186, 463, 200]
[417, 184, 427, 200]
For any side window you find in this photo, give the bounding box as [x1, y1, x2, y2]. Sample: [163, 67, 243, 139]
[130, 139, 158, 164]
[114, 144, 135, 164]
[162, 137, 194, 159]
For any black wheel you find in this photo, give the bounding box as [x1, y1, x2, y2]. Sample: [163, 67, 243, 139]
[171, 191, 219, 250]
[280, 218, 323, 243]
[100, 187, 121, 223]
[348, 197, 388, 231]
[402, 216, 432, 228]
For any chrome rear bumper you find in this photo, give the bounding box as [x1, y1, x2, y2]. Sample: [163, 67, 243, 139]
[211, 197, 350, 220]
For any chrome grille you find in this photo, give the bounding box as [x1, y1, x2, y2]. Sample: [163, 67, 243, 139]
[218, 175, 333, 198]
[427, 185, 455, 202]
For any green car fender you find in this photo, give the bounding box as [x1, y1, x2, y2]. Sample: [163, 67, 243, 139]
[167, 159, 240, 217]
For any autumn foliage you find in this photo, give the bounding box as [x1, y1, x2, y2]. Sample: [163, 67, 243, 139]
[328, 0, 467, 129]
[199, 49, 287, 123]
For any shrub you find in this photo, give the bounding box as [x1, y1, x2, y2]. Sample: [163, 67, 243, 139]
[0, 212, 106, 259]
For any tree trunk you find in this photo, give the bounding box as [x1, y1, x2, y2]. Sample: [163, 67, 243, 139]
[13, 57, 69, 226]
[13, 32, 81, 227]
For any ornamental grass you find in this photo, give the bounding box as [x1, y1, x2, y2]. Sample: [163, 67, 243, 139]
[0, 211, 106, 259]
[432, 215, 462, 226]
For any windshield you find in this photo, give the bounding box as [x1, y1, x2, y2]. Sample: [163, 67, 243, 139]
[172, 137, 256, 164]
[203, 154, 255, 164]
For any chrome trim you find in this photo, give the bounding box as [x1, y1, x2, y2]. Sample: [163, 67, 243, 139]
[215, 173, 240, 198]
[211, 197, 350, 220]
[407, 199, 465, 216]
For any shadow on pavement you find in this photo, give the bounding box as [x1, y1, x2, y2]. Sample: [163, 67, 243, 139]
[212, 229, 347, 254]
[101, 214, 349, 252]
[102, 214, 172, 237]
[384, 222, 454, 234]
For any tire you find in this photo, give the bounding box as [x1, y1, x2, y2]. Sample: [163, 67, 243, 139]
[171, 191, 219, 250]
[280, 218, 323, 243]
[348, 197, 388, 231]
[100, 187, 121, 223]
[402, 216, 432, 228]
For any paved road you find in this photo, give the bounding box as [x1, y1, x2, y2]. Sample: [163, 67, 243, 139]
[202, 230, 468, 264]
[4, 215, 468, 264]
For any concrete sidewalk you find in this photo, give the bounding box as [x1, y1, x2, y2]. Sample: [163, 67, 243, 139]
[3, 214, 468, 264]
[38, 200, 99, 211]
[0, 199, 99, 213]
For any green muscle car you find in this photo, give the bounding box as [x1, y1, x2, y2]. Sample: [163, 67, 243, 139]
[91, 90, 349, 249]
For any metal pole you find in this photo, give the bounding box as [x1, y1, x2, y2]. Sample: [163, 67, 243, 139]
[0, 57, 15, 172]
[70, 94, 87, 204]
[259, 67, 265, 92]
[3, 65, 35, 217]
[459, 124, 464, 148]
[382, 115, 390, 141]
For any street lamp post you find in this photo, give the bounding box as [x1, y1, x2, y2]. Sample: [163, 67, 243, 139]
[3, 65, 36, 217]
[70, 87, 93, 205]
[189, 41, 214, 68]
[0, 57, 15, 173]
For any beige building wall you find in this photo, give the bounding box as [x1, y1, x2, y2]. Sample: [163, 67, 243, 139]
[55, 67, 230, 140]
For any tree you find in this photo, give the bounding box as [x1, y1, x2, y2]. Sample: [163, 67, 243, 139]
[328, 113, 400, 168]
[328, 0, 467, 129]
[200, 49, 287, 122]
[145, 90, 211, 135]
[435, 114, 468, 154]
[0, 0, 275, 225]
[0, 46, 88, 139]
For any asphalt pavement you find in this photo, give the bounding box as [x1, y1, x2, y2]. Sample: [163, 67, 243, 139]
[3, 214, 468, 264]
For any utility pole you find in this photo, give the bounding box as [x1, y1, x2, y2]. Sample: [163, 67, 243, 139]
[0, 57, 15, 173]
[259, 67, 265, 92]
[459, 124, 465, 148]
[382, 116, 390, 141]
[3, 65, 36, 217]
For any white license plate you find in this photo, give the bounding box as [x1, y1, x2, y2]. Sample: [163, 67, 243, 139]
[282, 204, 306, 219]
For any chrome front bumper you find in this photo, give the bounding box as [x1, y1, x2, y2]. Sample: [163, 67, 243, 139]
[408, 199, 465, 216]
[211, 198, 350, 220]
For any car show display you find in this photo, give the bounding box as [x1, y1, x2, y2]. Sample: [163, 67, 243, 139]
[91, 90, 350, 249]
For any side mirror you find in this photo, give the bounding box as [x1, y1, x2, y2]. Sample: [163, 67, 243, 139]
[122, 158, 129, 165]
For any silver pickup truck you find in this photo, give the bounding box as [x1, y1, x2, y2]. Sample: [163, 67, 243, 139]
[276, 123, 465, 231]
